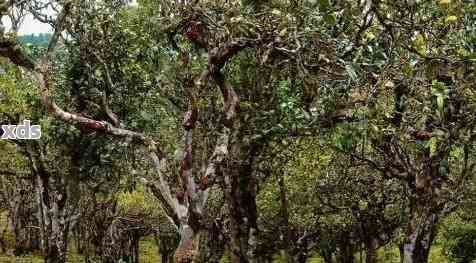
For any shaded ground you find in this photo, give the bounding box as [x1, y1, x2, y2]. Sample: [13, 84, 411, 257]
[0, 212, 448, 262]
[0, 238, 160, 263]
[0, 245, 448, 263]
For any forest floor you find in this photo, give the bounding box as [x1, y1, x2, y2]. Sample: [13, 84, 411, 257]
[0, 245, 449, 263]
[0, 212, 449, 262]
[0, 237, 160, 262]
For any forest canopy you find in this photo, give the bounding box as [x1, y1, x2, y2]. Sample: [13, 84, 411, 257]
[0, 0, 475, 263]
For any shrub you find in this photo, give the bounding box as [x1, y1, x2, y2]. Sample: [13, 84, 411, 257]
[441, 222, 476, 263]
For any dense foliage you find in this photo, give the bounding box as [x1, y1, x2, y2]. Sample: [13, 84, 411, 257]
[0, 0, 475, 263]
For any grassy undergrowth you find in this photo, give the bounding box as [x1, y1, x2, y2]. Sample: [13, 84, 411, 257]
[0, 238, 160, 263]
[0, 210, 448, 263]
[0, 244, 449, 263]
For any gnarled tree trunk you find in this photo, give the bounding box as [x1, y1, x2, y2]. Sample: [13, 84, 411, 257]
[25, 142, 77, 263]
[402, 202, 439, 263]
[37, 175, 70, 263]
[402, 156, 443, 263]
[224, 146, 259, 263]
[174, 224, 201, 263]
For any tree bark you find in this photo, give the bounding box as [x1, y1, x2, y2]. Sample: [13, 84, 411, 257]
[402, 205, 439, 263]
[155, 231, 179, 263]
[339, 247, 355, 263]
[25, 142, 73, 263]
[365, 239, 378, 263]
[9, 187, 39, 255]
[225, 158, 259, 263]
[399, 243, 404, 263]
[41, 186, 70, 263]
[402, 155, 443, 263]
[196, 219, 225, 263]
[174, 224, 200, 263]
[337, 234, 355, 263]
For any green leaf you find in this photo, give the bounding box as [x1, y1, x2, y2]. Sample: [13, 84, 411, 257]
[323, 13, 336, 26]
[429, 137, 439, 156]
[335, 132, 354, 151]
[413, 33, 427, 55]
[444, 15, 458, 24]
[318, 0, 330, 12]
[140, 111, 153, 121]
[439, 159, 449, 177]
[437, 95, 444, 112]
[345, 64, 358, 81]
